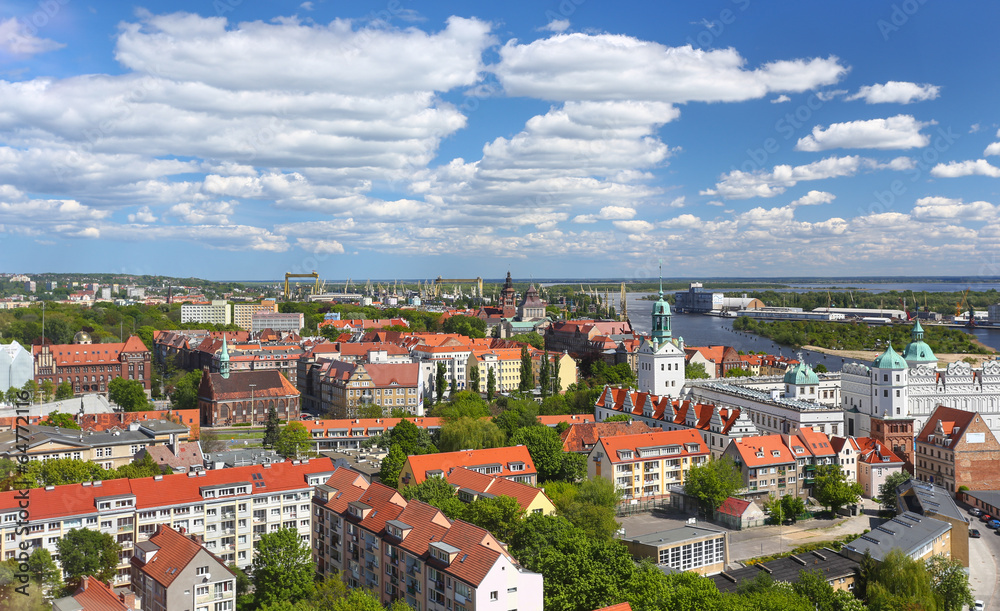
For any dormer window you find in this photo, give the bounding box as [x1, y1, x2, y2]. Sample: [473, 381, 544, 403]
[771, 450, 780, 457]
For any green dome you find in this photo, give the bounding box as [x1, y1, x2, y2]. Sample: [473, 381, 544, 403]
[873, 343, 907, 370]
[653, 295, 671, 316]
[783, 361, 819, 385]
[902, 321, 936, 365]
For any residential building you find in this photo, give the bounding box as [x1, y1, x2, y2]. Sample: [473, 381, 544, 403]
[782, 427, 836, 495]
[711, 549, 858, 593]
[232, 299, 278, 331]
[722, 435, 800, 502]
[180, 300, 231, 325]
[561, 421, 657, 454]
[32, 335, 151, 395]
[588, 429, 709, 500]
[544, 319, 635, 359]
[914, 404, 1000, 494]
[413, 344, 473, 393]
[135, 441, 205, 473]
[251, 311, 305, 334]
[530, 350, 578, 393]
[843, 321, 1000, 440]
[53, 575, 138, 611]
[594, 386, 759, 457]
[853, 437, 905, 499]
[312, 468, 544, 610]
[620, 524, 728, 576]
[314, 360, 422, 419]
[399, 446, 537, 488]
[197, 347, 301, 425]
[130, 524, 236, 611]
[0, 458, 338, 583]
[445, 466, 556, 516]
[683, 346, 741, 378]
[0, 419, 190, 470]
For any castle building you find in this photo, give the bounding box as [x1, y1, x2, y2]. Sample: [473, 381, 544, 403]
[636, 278, 686, 397]
[842, 321, 1000, 444]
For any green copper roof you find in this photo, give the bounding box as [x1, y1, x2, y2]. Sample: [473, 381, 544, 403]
[873, 343, 907, 370]
[783, 360, 819, 385]
[653, 296, 672, 316]
[911, 319, 925, 340]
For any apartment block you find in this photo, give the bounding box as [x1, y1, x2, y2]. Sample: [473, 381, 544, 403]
[313, 469, 543, 611]
[723, 435, 800, 502]
[232, 299, 278, 331]
[251, 312, 305, 334]
[588, 429, 709, 500]
[180, 300, 232, 326]
[399, 446, 537, 488]
[314, 360, 422, 419]
[0, 458, 336, 585]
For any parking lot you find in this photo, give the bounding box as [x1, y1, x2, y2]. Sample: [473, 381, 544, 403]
[965, 506, 1000, 610]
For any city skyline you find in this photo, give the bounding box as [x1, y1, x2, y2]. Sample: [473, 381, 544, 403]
[2, 1, 1000, 281]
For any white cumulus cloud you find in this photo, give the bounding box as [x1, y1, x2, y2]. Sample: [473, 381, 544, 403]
[796, 115, 933, 151]
[846, 81, 941, 104]
[930, 159, 1000, 178]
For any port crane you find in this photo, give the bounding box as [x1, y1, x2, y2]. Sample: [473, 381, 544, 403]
[283, 271, 320, 300]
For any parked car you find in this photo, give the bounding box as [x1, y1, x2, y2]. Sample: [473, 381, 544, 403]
[974, 600, 985, 611]
[981, 514, 993, 522]
[970, 529, 981, 538]
[989, 519, 1000, 529]
[970, 508, 983, 517]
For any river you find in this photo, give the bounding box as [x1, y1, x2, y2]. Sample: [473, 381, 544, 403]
[624, 293, 1000, 369]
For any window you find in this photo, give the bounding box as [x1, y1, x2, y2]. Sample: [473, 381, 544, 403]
[490, 591, 498, 601]
[196, 566, 209, 575]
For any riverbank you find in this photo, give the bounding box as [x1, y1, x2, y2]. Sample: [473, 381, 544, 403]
[803, 345, 998, 366]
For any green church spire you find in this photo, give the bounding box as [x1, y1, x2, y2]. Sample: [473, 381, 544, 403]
[220, 335, 230, 379]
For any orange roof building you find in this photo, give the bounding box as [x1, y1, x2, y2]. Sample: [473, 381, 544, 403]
[914, 405, 1000, 494]
[588, 429, 709, 500]
[33, 335, 151, 395]
[723, 434, 801, 502]
[131, 524, 236, 611]
[399, 446, 537, 488]
[198, 369, 300, 426]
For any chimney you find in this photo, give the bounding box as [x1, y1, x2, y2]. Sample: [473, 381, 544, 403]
[119, 591, 137, 609]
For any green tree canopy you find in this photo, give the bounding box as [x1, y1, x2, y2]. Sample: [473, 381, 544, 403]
[685, 362, 710, 379]
[379, 445, 406, 489]
[251, 528, 315, 607]
[926, 554, 975, 611]
[275, 422, 311, 459]
[56, 528, 121, 584]
[858, 548, 941, 611]
[441, 315, 486, 339]
[438, 417, 505, 452]
[38, 411, 80, 429]
[263, 407, 281, 449]
[519, 345, 533, 391]
[492, 399, 540, 439]
[813, 464, 862, 513]
[510, 425, 571, 482]
[683, 456, 744, 515]
[877, 471, 911, 512]
[108, 377, 151, 411]
[486, 367, 497, 401]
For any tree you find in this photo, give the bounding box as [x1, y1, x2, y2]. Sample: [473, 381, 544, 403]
[435, 362, 446, 403]
[603, 414, 631, 422]
[108, 377, 150, 411]
[39, 411, 80, 429]
[859, 548, 941, 611]
[551, 352, 561, 394]
[814, 363, 829, 373]
[725, 367, 753, 377]
[441, 315, 486, 339]
[21, 380, 39, 404]
[549, 477, 623, 541]
[275, 422, 311, 459]
[25, 548, 60, 592]
[683, 456, 744, 515]
[437, 391, 491, 420]
[56, 528, 121, 584]
[251, 528, 315, 607]
[519, 345, 533, 391]
[813, 464, 862, 514]
[781, 494, 806, 522]
[559, 451, 587, 482]
[510, 425, 565, 482]
[926, 554, 975, 611]
[263, 407, 281, 449]
[54, 381, 73, 400]
[116, 452, 164, 479]
[39, 379, 54, 403]
[877, 471, 911, 512]
[463, 495, 526, 542]
[685, 362, 710, 379]
[402, 475, 463, 511]
[438, 417, 505, 452]
[486, 367, 497, 401]
[26, 457, 114, 488]
[491, 399, 539, 439]
[357, 403, 383, 419]
[379, 445, 406, 489]
[468, 362, 480, 393]
[169, 369, 203, 410]
[200, 429, 228, 453]
[449, 378, 457, 395]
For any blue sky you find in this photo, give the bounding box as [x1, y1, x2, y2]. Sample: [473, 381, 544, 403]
[2, 0, 1000, 281]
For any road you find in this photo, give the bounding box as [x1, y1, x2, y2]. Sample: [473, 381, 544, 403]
[962, 504, 999, 610]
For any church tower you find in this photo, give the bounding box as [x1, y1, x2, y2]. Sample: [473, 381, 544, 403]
[220, 335, 231, 380]
[871, 342, 908, 419]
[500, 272, 517, 318]
[637, 264, 685, 396]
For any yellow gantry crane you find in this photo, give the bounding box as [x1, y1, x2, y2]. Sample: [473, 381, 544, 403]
[283, 270, 320, 300]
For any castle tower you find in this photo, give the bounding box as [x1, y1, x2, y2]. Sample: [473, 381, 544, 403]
[637, 265, 684, 396]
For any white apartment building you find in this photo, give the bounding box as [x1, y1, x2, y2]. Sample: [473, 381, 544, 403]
[181, 300, 232, 326]
[0, 458, 336, 585]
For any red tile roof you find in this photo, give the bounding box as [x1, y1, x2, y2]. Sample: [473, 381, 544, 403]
[854, 437, 905, 465]
[402, 446, 535, 487]
[67, 575, 132, 610]
[561, 421, 657, 453]
[915, 404, 980, 445]
[134, 524, 222, 588]
[716, 496, 752, 517]
[445, 467, 552, 512]
[32, 335, 148, 365]
[795, 428, 836, 457]
[595, 603, 633, 611]
[201, 369, 299, 401]
[730, 435, 796, 468]
[596, 429, 708, 464]
[365, 362, 420, 387]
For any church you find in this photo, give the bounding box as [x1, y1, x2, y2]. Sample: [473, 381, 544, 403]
[636, 281, 686, 397]
[842, 320, 1000, 463]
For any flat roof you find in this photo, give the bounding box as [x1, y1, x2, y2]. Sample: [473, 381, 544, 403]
[843, 512, 951, 561]
[626, 524, 725, 548]
[711, 548, 859, 593]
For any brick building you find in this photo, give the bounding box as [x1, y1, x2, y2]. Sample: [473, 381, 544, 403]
[914, 404, 1000, 494]
[33, 335, 151, 395]
[198, 369, 301, 426]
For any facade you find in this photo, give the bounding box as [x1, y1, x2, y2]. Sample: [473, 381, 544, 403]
[913, 405, 1000, 494]
[131, 524, 236, 611]
[686, 379, 845, 438]
[0, 420, 190, 470]
[180, 300, 231, 325]
[594, 386, 759, 457]
[0, 458, 337, 583]
[723, 434, 800, 502]
[683, 346, 742, 379]
[517, 284, 547, 320]
[198, 367, 301, 426]
[314, 360, 422, 419]
[529, 350, 578, 393]
[232, 299, 278, 330]
[251, 311, 305, 334]
[673, 283, 722, 313]
[544, 319, 635, 359]
[620, 525, 728, 576]
[588, 429, 709, 500]
[312, 468, 544, 611]
[843, 322, 1000, 440]
[399, 446, 537, 488]
[33, 335, 151, 395]
[0, 340, 33, 393]
[854, 437, 905, 499]
[782, 427, 836, 495]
